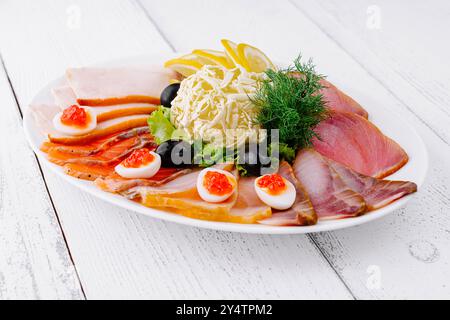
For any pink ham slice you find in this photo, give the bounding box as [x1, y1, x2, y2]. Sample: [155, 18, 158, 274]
[228, 177, 272, 224]
[328, 159, 417, 210]
[52, 86, 157, 122]
[66, 66, 178, 106]
[293, 149, 366, 220]
[258, 161, 317, 226]
[120, 169, 202, 198]
[52, 86, 78, 110]
[313, 111, 408, 179]
[320, 79, 368, 118]
[48, 114, 150, 145]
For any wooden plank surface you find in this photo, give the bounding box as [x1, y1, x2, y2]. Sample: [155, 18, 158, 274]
[0, 60, 84, 299]
[0, 0, 353, 299]
[140, 0, 450, 299]
[0, 0, 448, 299]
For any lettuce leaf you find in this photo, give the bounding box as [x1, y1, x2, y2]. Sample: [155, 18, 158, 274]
[147, 107, 175, 144]
[270, 142, 296, 163]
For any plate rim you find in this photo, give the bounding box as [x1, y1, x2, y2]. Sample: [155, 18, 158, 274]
[22, 53, 429, 235]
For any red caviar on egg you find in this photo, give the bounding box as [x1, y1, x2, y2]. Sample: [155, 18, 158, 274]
[256, 173, 286, 195]
[53, 105, 97, 136]
[122, 148, 155, 168]
[197, 168, 237, 203]
[203, 170, 234, 196]
[61, 105, 89, 127]
[255, 173, 296, 210]
[115, 148, 161, 179]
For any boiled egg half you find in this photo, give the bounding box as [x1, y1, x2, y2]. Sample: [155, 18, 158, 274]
[115, 148, 161, 179]
[53, 105, 97, 136]
[197, 168, 237, 203]
[254, 174, 296, 210]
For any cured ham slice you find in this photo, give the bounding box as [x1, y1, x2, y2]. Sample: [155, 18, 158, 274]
[258, 161, 317, 226]
[66, 66, 178, 106]
[227, 177, 272, 224]
[129, 165, 271, 223]
[92, 104, 157, 122]
[52, 86, 157, 122]
[313, 111, 408, 178]
[124, 163, 233, 197]
[52, 86, 78, 110]
[320, 79, 368, 118]
[48, 115, 149, 145]
[328, 159, 417, 210]
[29, 104, 61, 136]
[293, 149, 366, 220]
[124, 170, 201, 198]
[138, 168, 239, 221]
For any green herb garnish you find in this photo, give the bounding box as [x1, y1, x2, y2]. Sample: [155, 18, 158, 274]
[147, 106, 175, 144]
[252, 55, 328, 152]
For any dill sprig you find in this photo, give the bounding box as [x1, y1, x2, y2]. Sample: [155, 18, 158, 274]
[252, 55, 328, 153]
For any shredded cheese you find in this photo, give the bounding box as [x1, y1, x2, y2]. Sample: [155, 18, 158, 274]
[170, 65, 265, 148]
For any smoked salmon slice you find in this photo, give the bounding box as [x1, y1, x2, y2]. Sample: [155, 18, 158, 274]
[328, 159, 417, 210]
[42, 128, 156, 181]
[258, 161, 317, 226]
[63, 163, 115, 180]
[94, 168, 188, 193]
[293, 149, 367, 220]
[313, 111, 409, 178]
[290, 72, 368, 118]
[66, 67, 178, 106]
[45, 134, 154, 167]
[41, 127, 150, 156]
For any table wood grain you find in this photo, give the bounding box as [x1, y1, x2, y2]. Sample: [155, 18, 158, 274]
[0, 0, 448, 299]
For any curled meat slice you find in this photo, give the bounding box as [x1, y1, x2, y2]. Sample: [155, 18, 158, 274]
[328, 159, 417, 210]
[258, 161, 317, 226]
[293, 149, 366, 220]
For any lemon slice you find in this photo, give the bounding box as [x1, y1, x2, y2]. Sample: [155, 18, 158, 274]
[169, 79, 181, 85]
[192, 49, 234, 69]
[221, 39, 250, 71]
[178, 53, 210, 66]
[237, 43, 275, 73]
[164, 58, 202, 77]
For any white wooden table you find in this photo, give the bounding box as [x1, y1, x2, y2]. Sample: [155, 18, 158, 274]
[0, 0, 449, 300]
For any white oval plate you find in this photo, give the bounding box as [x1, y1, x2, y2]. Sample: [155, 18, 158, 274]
[23, 54, 428, 234]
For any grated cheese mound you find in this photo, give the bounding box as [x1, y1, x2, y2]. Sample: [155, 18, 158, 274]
[170, 65, 266, 148]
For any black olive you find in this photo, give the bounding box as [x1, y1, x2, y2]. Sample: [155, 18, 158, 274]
[160, 83, 180, 108]
[156, 139, 193, 168]
[239, 144, 273, 176]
